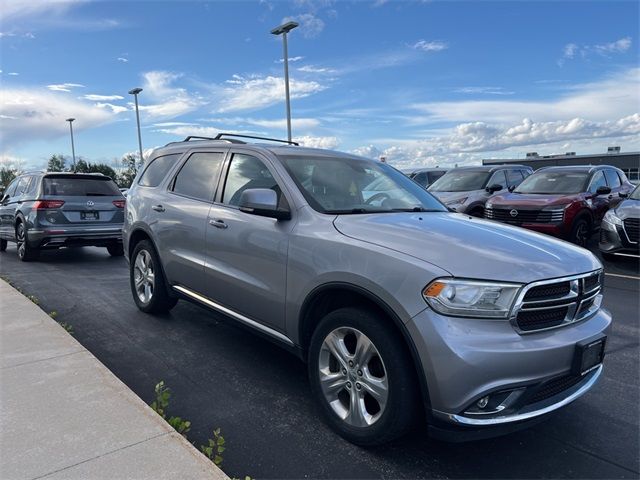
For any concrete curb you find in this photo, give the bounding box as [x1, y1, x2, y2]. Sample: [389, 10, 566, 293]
[0, 280, 228, 480]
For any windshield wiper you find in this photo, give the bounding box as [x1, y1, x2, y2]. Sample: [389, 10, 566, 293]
[391, 207, 441, 212]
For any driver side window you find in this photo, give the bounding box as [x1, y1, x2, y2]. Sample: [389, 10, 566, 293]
[222, 154, 285, 208]
[588, 171, 607, 193]
[488, 170, 507, 190]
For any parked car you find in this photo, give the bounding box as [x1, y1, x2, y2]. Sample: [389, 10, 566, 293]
[599, 184, 640, 260]
[124, 134, 609, 445]
[485, 165, 634, 246]
[0, 172, 125, 261]
[428, 165, 532, 216]
[403, 167, 448, 189]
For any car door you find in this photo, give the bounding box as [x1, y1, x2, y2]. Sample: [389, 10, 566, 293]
[587, 170, 610, 223]
[151, 151, 226, 290]
[204, 151, 294, 332]
[0, 178, 20, 238]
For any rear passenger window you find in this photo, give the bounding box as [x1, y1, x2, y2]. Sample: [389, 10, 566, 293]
[138, 154, 180, 187]
[604, 169, 621, 188]
[588, 171, 607, 193]
[15, 176, 32, 195]
[222, 154, 282, 207]
[506, 170, 524, 187]
[171, 152, 224, 202]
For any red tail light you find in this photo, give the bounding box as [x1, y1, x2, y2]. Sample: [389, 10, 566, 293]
[32, 200, 65, 209]
[112, 200, 126, 208]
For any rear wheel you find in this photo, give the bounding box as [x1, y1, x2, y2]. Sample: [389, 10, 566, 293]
[106, 243, 124, 257]
[16, 222, 40, 262]
[0, 239, 7, 252]
[130, 240, 177, 313]
[308, 307, 419, 446]
[569, 217, 591, 247]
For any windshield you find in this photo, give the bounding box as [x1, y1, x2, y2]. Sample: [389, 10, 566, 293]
[43, 176, 122, 196]
[280, 155, 447, 214]
[630, 185, 640, 200]
[428, 171, 490, 192]
[514, 172, 588, 194]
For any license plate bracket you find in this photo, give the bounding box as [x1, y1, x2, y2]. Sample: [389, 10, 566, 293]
[573, 334, 606, 376]
[81, 211, 99, 220]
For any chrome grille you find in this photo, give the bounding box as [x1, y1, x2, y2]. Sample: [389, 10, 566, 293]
[623, 218, 639, 243]
[485, 207, 564, 224]
[511, 270, 603, 334]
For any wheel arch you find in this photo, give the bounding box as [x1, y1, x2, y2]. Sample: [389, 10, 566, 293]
[298, 282, 433, 412]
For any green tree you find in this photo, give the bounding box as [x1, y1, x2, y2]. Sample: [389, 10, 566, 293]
[47, 154, 66, 172]
[0, 167, 18, 192]
[117, 153, 140, 187]
[68, 158, 117, 180]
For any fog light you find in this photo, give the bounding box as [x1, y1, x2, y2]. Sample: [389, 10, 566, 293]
[477, 396, 489, 409]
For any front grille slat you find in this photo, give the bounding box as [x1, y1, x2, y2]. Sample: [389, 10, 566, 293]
[514, 271, 602, 333]
[623, 218, 639, 243]
[526, 374, 585, 405]
[485, 207, 564, 224]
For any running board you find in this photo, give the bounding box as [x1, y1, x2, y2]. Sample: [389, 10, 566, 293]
[172, 285, 294, 346]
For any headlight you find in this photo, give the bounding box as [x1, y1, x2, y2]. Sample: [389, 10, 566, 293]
[445, 197, 468, 206]
[603, 209, 622, 227]
[423, 278, 521, 319]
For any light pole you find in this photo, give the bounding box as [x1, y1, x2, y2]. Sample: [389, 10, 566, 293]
[271, 21, 298, 143]
[128, 87, 144, 163]
[65, 118, 76, 171]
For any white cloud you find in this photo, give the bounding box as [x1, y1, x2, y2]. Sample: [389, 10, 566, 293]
[8, 72, 19, 76]
[276, 56, 304, 63]
[294, 135, 339, 149]
[412, 40, 448, 52]
[47, 83, 84, 92]
[283, 13, 325, 38]
[96, 102, 129, 114]
[82, 94, 124, 101]
[138, 70, 205, 120]
[0, 0, 84, 21]
[242, 117, 320, 129]
[117, 57, 129, 63]
[560, 36, 632, 65]
[0, 87, 117, 148]
[352, 145, 383, 159]
[154, 125, 253, 138]
[298, 65, 336, 74]
[454, 86, 514, 95]
[594, 36, 632, 55]
[215, 74, 326, 113]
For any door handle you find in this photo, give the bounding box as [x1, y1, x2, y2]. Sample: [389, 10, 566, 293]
[209, 219, 228, 229]
[152, 205, 165, 212]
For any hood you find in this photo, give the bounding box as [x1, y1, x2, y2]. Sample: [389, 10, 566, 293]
[333, 212, 600, 284]
[616, 198, 640, 220]
[489, 192, 581, 208]
[430, 190, 480, 204]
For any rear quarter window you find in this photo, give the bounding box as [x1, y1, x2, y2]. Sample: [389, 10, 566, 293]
[138, 154, 181, 187]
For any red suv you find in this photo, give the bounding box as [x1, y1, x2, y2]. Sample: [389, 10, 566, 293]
[485, 165, 635, 246]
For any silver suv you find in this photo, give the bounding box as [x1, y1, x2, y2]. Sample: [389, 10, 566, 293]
[0, 172, 125, 261]
[124, 134, 610, 445]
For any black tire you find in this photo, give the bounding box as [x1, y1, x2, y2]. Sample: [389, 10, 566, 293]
[106, 243, 124, 257]
[601, 251, 618, 262]
[0, 239, 7, 252]
[308, 307, 419, 446]
[130, 240, 178, 313]
[16, 221, 40, 262]
[569, 216, 591, 247]
[469, 207, 484, 218]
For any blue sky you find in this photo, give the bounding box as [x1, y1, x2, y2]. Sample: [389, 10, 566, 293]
[1, 0, 638, 170]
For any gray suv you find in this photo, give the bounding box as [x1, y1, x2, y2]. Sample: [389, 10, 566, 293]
[428, 165, 532, 216]
[0, 172, 125, 261]
[124, 134, 610, 445]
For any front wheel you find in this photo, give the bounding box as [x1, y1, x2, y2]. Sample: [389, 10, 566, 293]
[308, 307, 419, 446]
[130, 240, 178, 313]
[569, 217, 591, 247]
[16, 222, 39, 262]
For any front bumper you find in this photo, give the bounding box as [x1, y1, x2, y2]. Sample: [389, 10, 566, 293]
[407, 305, 611, 429]
[599, 221, 640, 255]
[514, 222, 567, 239]
[28, 226, 123, 248]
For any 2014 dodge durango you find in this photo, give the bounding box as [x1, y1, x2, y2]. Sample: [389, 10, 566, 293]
[123, 134, 610, 445]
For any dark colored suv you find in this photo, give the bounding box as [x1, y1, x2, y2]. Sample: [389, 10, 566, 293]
[485, 165, 635, 246]
[0, 172, 125, 261]
[403, 167, 448, 189]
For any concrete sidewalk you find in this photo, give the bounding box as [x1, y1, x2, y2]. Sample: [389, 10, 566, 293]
[0, 280, 227, 480]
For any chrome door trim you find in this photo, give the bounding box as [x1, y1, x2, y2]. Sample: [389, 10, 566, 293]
[172, 284, 294, 346]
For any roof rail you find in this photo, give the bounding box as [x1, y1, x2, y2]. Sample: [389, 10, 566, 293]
[214, 133, 299, 146]
[183, 135, 246, 144]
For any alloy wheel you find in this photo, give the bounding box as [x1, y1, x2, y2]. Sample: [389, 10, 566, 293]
[576, 222, 589, 246]
[133, 249, 155, 304]
[318, 327, 388, 427]
[16, 223, 26, 259]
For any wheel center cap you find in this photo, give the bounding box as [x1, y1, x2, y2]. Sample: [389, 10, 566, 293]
[348, 369, 357, 382]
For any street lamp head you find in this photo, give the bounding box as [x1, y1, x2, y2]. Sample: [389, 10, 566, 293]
[271, 21, 298, 35]
[66, 118, 75, 123]
[128, 87, 143, 95]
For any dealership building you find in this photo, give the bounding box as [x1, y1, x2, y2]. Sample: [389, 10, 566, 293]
[483, 147, 640, 182]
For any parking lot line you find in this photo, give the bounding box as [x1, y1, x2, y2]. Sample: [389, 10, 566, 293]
[604, 272, 640, 281]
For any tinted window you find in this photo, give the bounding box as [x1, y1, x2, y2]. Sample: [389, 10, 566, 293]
[3, 179, 19, 198]
[588, 171, 607, 193]
[604, 169, 621, 188]
[281, 155, 446, 214]
[429, 171, 491, 192]
[520, 169, 532, 179]
[43, 177, 122, 196]
[428, 171, 446, 184]
[15, 176, 32, 195]
[223, 154, 281, 206]
[515, 171, 589, 194]
[488, 170, 507, 189]
[506, 169, 524, 187]
[172, 152, 224, 201]
[412, 172, 429, 187]
[139, 154, 180, 187]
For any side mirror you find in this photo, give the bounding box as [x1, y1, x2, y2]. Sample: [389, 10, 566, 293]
[619, 191, 629, 198]
[508, 185, 516, 193]
[595, 186, 612, 196]
[238, 188, 291, 220]
[486, 184, 503, 194]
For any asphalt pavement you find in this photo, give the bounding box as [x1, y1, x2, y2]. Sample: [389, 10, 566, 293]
[0, 242, 638, 479]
